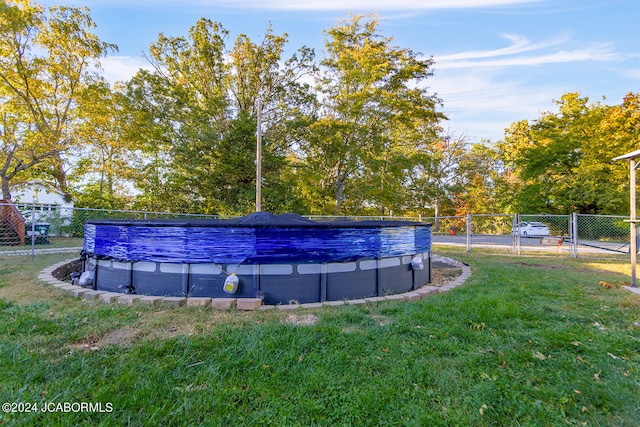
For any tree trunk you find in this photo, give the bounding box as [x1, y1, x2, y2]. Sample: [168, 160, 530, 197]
[434, 196, 441, 232]
[51, 157, 68, 195]
[1, 176, 10, 200]
[335, 179, 345, 214]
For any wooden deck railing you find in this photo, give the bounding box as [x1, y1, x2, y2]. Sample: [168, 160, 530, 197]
[0, 200, 26, 245]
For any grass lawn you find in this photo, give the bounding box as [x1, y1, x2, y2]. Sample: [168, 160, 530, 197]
[0, 248, 639, 426]
[0, 237, 83, 253]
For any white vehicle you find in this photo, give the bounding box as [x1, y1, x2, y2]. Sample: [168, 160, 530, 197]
[512, 221, 550, 237]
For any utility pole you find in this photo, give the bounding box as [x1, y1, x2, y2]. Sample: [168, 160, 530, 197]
[256, 99, 262, 212]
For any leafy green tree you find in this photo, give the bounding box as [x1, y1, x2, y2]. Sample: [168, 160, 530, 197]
[127, 19, 313, 214]
[499, 92, 639, 214]
[409, 131, 468, 225]
[69, 82, 137, 209]
[455, 141, 505, 214]
[0, 0, 115, 199]
[300, 14, 444, 215]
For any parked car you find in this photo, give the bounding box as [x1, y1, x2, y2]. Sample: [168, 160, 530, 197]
[512, 221, 550, 237]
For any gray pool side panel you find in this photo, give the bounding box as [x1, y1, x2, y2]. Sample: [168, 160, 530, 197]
[94, 260, 131, 293]
[131, 262, 189, 297]
[88, 252, 431, 304]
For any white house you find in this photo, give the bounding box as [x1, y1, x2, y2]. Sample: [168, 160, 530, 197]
[9, 181, 74, 235]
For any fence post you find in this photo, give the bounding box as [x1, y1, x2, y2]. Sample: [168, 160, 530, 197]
[466, 214, 471, 252]
[513, 214, 520, 256]
[30, 203, 36, 258]
[570, 213, 578, 258]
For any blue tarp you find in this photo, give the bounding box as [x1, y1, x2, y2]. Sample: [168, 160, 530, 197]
[83, 212, 432, 264]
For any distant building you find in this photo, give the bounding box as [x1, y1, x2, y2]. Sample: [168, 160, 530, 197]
[10, 181, 74, 235]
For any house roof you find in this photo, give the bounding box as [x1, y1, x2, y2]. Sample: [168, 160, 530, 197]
[10, 180, 67, 196]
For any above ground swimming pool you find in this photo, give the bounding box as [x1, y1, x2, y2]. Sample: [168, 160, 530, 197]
[80, 212, 432, 305]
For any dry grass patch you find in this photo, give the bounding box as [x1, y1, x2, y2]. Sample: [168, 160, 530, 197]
[283, 313, 319, 326]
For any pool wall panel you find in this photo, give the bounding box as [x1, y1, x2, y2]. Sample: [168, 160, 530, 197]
[187, 264, 226, 297]
[326, 263, 377, 301]
[95, 260, 131, 293]
[132, 262, 188, 297]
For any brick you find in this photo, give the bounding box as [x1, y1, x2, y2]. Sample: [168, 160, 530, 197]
[300, 302, 323, 309]
[82, 291, 105, 300]
[139, 296, 164, 305]
[323, 300, 345, 306]
[211, 298, 237, 309]
[346, 299, 367, 305]
[187, 297, 211, 307]
[415, 288, 435, 296]
[365, 297, 386, 303]
[117, 295, 144, 305]
[236, 298, 262, 310]
[162, 297, 186, 307]
[99, 292, 123, 303]
[402, 292, 422, 301]
[383, 294, 405, 301]
[277, 304, 300, 311]
[70, 288, 91, 298]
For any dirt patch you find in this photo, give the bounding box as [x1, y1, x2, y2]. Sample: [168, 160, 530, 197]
[371, 314, 392, 326]
[509, 261, 566, 271]
[52, 259, 82, 282]
[71, 327, 141, 352]
[283, 314, 319, 326]
[100, 327, 141, 345]
[431, 267, 463, 287]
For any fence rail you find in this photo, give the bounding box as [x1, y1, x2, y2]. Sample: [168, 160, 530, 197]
[0, 202, 635, 259]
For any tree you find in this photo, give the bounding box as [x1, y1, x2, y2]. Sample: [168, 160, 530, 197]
[127, 19, 314, 214]
[69, 82, 137, 209]
[455, 141, 504, 214]
[0, 0, 115, 199]
[300, 14, 444, 215]
[499, 92, 640, 214]
[410, 130, 468, 226]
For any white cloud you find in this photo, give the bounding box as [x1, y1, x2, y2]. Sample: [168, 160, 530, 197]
[100, 56, 153, 84]
[435, 34, 620, 69]
[620, 68, 640, 80]
[425, 33, 626, 141]
[428, 69, 560, 141]
[437, 34, 567, 61]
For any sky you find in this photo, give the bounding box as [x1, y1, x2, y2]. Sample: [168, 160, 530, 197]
[41, 0, 639, 143]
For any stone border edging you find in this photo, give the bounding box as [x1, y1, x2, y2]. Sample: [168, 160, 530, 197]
[39, 258, 472, 311]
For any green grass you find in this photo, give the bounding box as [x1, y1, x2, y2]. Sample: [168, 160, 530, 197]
[0, 250, 639, 426]
[0, 237, 83, 252]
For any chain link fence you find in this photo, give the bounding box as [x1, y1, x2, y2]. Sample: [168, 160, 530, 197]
[0, 202, 221, 253]
[426, 213, 632, 259]
[0, 201, 635, 259]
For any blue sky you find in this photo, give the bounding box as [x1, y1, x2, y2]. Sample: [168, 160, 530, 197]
[43, 0, 639, 142]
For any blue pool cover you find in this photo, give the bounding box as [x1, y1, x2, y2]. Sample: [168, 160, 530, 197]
[83, 212, 431, 264]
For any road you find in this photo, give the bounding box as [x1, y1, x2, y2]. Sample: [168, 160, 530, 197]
[433, 234, 631, 255]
